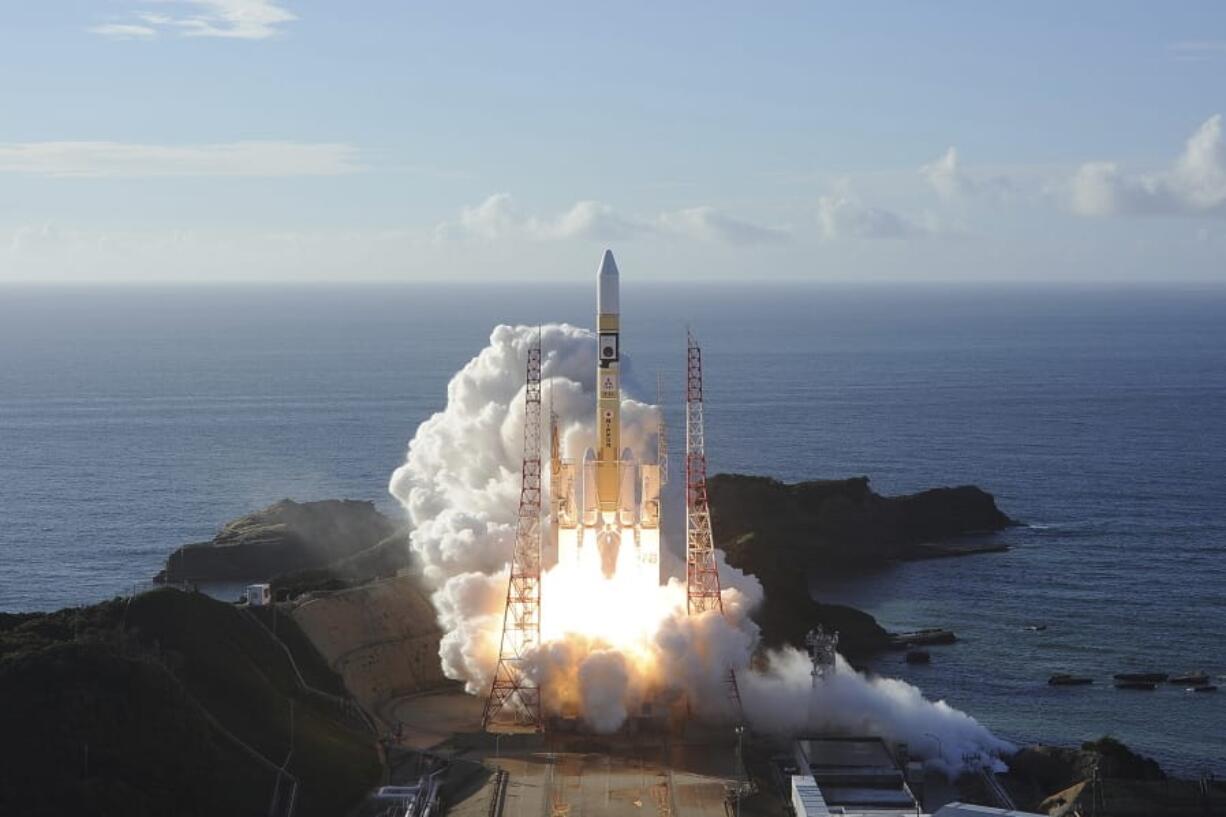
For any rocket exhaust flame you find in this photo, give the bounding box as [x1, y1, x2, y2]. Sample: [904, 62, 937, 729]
[388, 252, 1014, 773]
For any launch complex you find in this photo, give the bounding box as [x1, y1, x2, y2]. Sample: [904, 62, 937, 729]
[481, 249, 735, 733]
[381, 251, 1031, 817]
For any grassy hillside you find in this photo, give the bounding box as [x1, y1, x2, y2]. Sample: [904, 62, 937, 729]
[0, 589, 380, 817]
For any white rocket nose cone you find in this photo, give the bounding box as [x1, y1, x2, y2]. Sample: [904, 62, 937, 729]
[597, 250, 619, 315]
[598, 249, 619, 279]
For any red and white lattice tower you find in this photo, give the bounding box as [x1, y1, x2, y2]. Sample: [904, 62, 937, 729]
[685, 330, 745, 717]
[482, 337, 544, 732]
[685, 331, 723, 615]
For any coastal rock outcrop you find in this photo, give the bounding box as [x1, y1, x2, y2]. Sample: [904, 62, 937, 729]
[1009, 737, 1166, 796]
[711, 474, 1012, 654]
[710, 474, 1013, 566]
[1004, 737, 1225, 815]
[157, 498, 399, 583]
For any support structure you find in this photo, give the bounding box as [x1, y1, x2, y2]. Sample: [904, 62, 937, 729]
[806, 625, 839, 724]
[805, 626, 839, 683]
[685, 330, 745, 718]
[482, 338, 544, 732]
[685, 331, 723, 615]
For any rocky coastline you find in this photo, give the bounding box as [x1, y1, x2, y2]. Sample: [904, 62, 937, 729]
[711, 473, 1013, 655]
[6, 476, 1221, 815]
[155, 498, 398, 584]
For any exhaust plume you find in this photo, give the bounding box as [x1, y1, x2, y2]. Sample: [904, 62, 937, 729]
[389, 323, 1013, 774]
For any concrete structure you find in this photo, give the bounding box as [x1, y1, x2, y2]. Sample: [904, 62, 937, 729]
[448, 740, 741, 817]
[246, 582, 271, 606]
[792, 774, 832, 816]
[788, 737, 1045, 817]
[931, 805, 1045, 817]
[791, 737, 919, 817]
[553, 250, 662, 591]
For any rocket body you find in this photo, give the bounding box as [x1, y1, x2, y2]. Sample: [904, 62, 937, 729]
[595, 250, 621, 513]
[550, 250, 661, 591]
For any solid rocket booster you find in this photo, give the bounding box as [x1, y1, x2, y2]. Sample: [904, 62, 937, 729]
[595, 250, 621, 513]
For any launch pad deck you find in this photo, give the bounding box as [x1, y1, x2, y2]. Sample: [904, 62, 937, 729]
[451, 749, 744, 817]
[389, 687, 759, 817]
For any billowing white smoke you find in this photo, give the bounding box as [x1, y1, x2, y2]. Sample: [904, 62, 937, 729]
[742, 650, 1013, 775]
[389, 323, 1013, 775]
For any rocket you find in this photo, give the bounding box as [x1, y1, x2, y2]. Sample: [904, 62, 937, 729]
[550, 250, 661, 588]
[595, 249, 621, 513]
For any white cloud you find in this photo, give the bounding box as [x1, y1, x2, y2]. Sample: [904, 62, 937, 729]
[1070, 114, 1226, 216]
[920, 147, 1015, 201]
[921, 147, 965, 199]
[544, 201, 651, 241]
[438, 195, 782, 245]
[88, 23, 158, 40]
[817, 195, 921, 240]
[657, 206, 788, 245]
[451, 193, 523, 240]
[0, 140, 363, 178]
[440, 195, 651, 242]
[91, 0, 296, 41]
[8, 222, 63, 253]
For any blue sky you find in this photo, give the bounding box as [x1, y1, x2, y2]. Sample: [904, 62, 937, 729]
[1, 1, 1224, 282]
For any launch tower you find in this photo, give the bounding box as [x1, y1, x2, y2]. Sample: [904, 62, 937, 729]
[686, 329, 745, 718]
[482, 336, 544, 732]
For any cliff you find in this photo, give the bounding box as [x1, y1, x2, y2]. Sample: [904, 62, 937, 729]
[1005, 737, 1225, 815]
[709, 474, 1013, 566]
[710, 474, 1013, 654]
[158, 498, 399, 583]
[1009, 737, 1165, 796]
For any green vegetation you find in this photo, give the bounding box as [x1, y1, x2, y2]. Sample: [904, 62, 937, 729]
[0, 589, 380, 817]
[270, 529, 413, 601]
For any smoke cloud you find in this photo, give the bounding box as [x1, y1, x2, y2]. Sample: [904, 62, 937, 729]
[389, 323, 1013, 775]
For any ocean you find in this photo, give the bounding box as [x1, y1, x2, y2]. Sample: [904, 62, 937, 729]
[1, 282, 1223, 775]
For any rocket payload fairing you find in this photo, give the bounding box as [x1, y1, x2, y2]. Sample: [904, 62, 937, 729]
[550, 250, 661, 589]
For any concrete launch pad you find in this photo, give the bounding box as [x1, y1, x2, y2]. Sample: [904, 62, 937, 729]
[387, 687, 758, 817]
[448, 747, 744, 817]
[475, 752, 732, 817]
